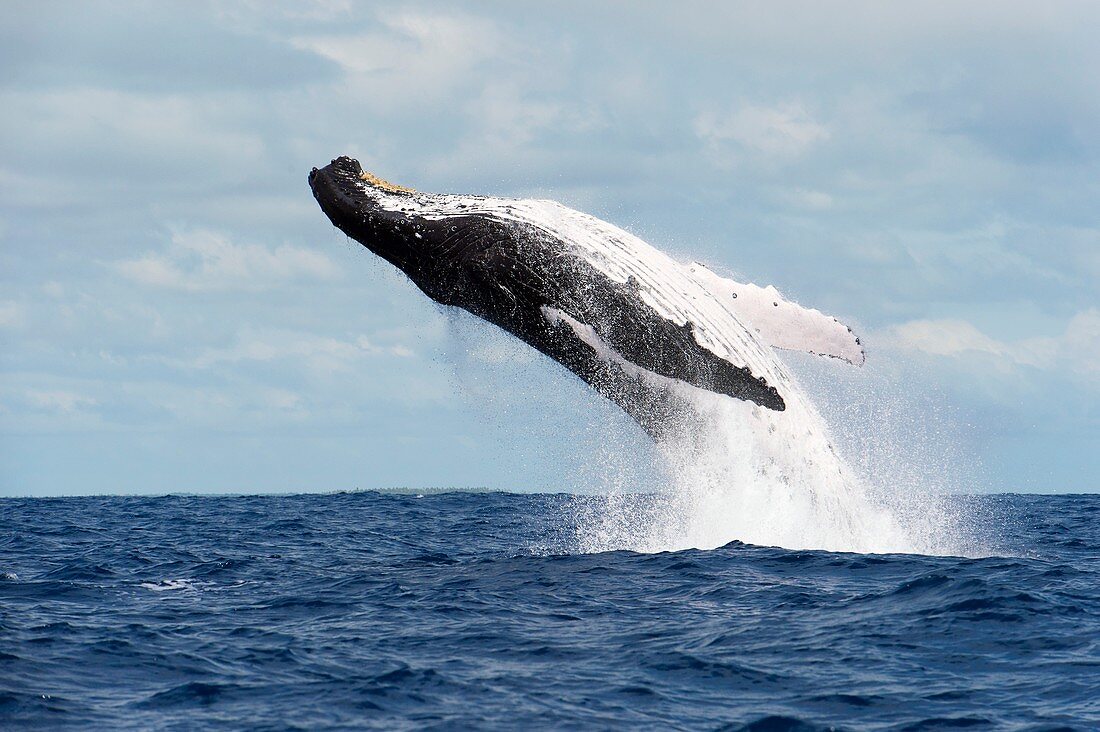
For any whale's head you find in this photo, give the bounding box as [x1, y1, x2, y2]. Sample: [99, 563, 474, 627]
[309, 157, 525, 308]
[308, 156, 430, 274]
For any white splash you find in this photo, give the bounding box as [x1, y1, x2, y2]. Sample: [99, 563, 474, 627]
[140, 578, 201, 592]
[555, 317, 963, 555]
[570, 379, 968, 556]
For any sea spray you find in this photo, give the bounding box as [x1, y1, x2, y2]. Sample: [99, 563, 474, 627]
[576, 384, 903, 553]
[570, 357, 981, 556]
[442, 301, 973, 557]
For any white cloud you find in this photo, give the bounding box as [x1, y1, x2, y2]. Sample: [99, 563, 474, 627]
[426, 83, 605, 179]
[42, 281, 64, 298]
[881, 309, 1100, 379]
[0, 89, 266, 179]
[26, 390, 98, 413]
[132, 383, 301, 427]
[695, 102, 829, 161]
[227, 0, 352, 22]
[1060, 309, 1100, 375]
[291, 11, 506, 105]
[784, 188, 834, 211]
[885, 319, 1010, 359]
[115, 229, 339, 291]
[0, 301, 23, 328]
[187, 330, 413, 373]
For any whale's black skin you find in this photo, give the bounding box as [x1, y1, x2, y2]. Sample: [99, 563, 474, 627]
[308, 156, 784, 436]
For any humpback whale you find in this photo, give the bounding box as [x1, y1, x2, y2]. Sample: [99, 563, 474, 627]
[308, 156, 863, 437]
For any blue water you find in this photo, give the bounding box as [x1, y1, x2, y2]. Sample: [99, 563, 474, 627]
[1, 491, 1098, 730]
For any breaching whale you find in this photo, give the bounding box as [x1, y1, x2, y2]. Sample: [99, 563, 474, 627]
[309, 156, 863, 437]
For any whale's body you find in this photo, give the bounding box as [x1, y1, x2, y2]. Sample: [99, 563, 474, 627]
[309, 157, 863, 436]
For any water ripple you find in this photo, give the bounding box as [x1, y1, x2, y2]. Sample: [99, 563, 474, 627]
[1, 491, 1098, 730]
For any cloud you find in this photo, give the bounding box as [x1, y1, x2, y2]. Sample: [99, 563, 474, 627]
[218, 0, 353, 24]
[115, 230, 339, 291]
[695, 102, 829, 162]
[1060, 309, 1100, 375]
[291, 11, 507, 105]
[186, 329, 412, 373]
[0, 301, 23, 328]
[783, 188, 835, 211]
[0, 88, 267, 183]
[0, 3, 337, 93]
[425, 82, 606, 181]
[884, 319, 1010, 359]
[881, 309, 1100, 380]
[26, 390, 98, 413]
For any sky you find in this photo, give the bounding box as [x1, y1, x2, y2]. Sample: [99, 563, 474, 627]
[1, 1, 1097, 496]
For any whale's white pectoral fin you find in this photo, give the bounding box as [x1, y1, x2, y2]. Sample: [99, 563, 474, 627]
[687, 262, 865, 366]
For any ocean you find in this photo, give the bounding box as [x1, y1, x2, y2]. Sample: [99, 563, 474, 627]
[2, 490, 1098, 730]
